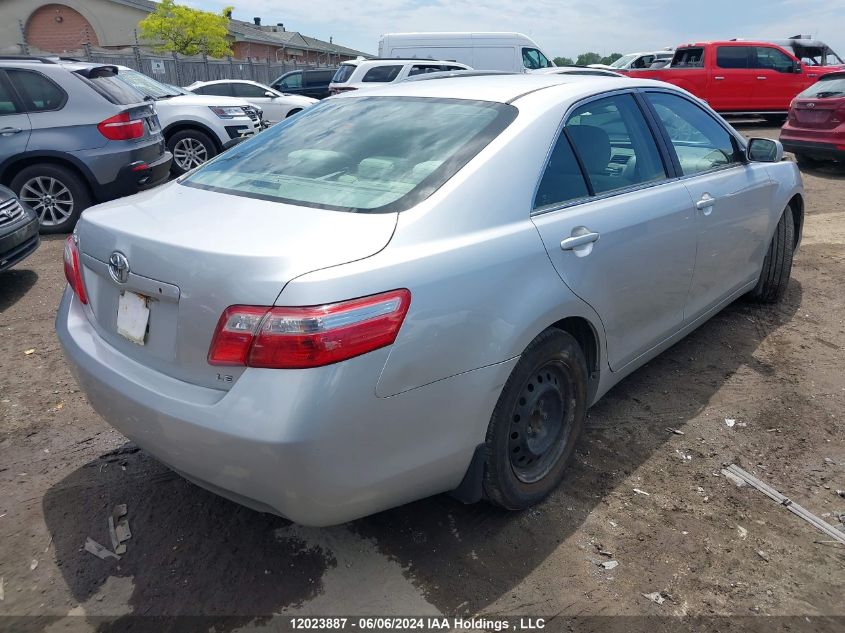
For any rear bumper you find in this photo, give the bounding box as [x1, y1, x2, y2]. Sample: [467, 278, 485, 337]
[0, 211, 39, 271]
[56, 289, 514, 525]
[780, 138, 845, 160]
[96, 151, 173, 201]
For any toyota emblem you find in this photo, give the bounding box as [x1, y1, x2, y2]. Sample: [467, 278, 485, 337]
[108, 251, 130, 284]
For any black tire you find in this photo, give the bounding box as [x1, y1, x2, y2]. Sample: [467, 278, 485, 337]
[482, 329, 588, 510]
[286, 108, 302, 118]
[167, 129, 218, 176]
[748, 207, 795, 303]
[10, 163, 91, 234]
[794, 153, 819, 170]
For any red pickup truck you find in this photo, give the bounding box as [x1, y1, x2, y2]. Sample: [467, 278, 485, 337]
[626, 41, 843, 118]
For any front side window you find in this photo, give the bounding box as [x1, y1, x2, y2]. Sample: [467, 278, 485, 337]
[522, 48, 553, 70]
[647, 92, 739, 175]
[7, 70, 65, 112]
[233, 82, 268, 98]
[716, 46, 750, 69]
[280, 73, 303, 89]
[754, 47, 795, 73]
[408, 65, 443, 77]
[565, 94, 666, 195]
[184, 97, 517, 213]
[362, 65, 403, 82]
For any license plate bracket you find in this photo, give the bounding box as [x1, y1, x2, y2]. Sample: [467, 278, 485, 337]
[117, 291, 150, 345]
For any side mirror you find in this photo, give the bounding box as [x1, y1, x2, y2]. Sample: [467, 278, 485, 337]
[792, 61, 802, 74]
[264, 91, 277, 98]
[747, 138, 783, 163]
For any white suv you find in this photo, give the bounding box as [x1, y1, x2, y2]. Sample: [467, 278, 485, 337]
[328, 59, 471, 94]
[113, 67, 262, 175]
[185, 80, 317, 125]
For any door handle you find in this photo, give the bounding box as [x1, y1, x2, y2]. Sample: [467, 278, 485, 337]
[714, 76, 725, 80]
[560, 231, 600, 251]
[695, 194, 716, 214]
[756, 76, 767, 80]
[0, 127, 22, 135]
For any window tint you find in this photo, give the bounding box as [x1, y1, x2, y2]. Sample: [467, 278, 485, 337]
[7, 70, 65, 112]
[362, 65, 403, 82]
[672, 47, 704, 67]
[280, 73, 302, 89]
[647, 92, 739, 175]
[754, 47, 795, 72]
[185, 97, 516, 213]
[308, 70, 334, 84]
[0, 75, 19, 115]
[233, 82, 268, 98]
[522, 48, 552, 70]
[332, 64, 356, 84]
[565, 94, 666, 195]
[75, 72, 145, 105]
[716, 46, 750, 69]
[534, 133, 589, 209]
[198, 83, 233, 97]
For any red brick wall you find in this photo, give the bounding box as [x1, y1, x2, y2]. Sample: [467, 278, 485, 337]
[25, 4, 99, 52]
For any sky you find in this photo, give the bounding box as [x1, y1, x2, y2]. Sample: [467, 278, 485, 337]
[184, 0, 845, 60]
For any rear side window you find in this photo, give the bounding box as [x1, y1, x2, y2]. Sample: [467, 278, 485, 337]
[0, 75, 20, 115]
[799, 75, 845, 98]
[7, 70, 66, 112]
[716, 46, 750, 69]
[199, 83, 233, 97]
[184, 97, 517, 213]
[672, 47, 704, 67]
[565, 94, 666, 195]
[754, 47, 795, 72]
[647, 92, 739, 175]
[308, 70, 334, 84]
[362, 65, 403, 82]
[534, 132, 589, 210]
[233, 83, 267, 98]
[332, 64, 356, 83]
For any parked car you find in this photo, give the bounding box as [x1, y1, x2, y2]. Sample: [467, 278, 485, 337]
[185, 80, 317, 124]
[768, 37, 844, 68]
[98, 65, 263, 176]
[329, 59, 471, 94]
[270, 69, 336, 100]
[780, 70, 845, 167]
[0, 57, 171, 233]
[378, 32, 556, 72]
[589, 51, 673, 71]
[625, 40, 842, 119]
[533, 66, 624, 77]
[57, 74, 802, 526]
[0, 185, 39, 271]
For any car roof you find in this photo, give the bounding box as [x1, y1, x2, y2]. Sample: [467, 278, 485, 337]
[344, 58, 470, 68]
[331, 73, 661, 104]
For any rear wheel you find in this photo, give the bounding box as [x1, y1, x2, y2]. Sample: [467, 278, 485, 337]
[167, 129, 217, 176]
[482, 329, 588, 510]
[11, 163, 91, 234]
[748, 206, 795, 303]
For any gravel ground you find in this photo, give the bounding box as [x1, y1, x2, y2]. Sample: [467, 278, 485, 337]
[0, 124, 843, 631]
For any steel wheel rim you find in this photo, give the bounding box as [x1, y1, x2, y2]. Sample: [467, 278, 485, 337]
[19, 176, 74, 226]
[509, 361, 572, 484]
[173, 138, 208, 170]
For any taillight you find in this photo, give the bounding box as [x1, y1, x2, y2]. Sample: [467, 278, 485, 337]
[208, 289, 411, 369]
[63, 235, 88, 304]
[97, 112, 145, 141]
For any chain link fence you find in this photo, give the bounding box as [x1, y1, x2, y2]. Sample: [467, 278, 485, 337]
[28, 44, 336, 87]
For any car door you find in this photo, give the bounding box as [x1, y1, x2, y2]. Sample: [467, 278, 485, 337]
[0, 71, 31, 160]
[643, 90, 775, 321]
[531, 92, 697, 370]
[752, 45, 806, 111]
[710, 45, 755, 111]
[231, 82, 282, 122]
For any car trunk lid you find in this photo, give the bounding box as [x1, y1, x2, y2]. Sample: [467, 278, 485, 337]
[74, 182, 397, 390]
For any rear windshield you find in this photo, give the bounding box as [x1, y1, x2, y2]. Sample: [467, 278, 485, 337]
[114, 68, 183, 99]
[799, 75, 845, 98]
[332, 64, 356, 84]
[183, 97, 517, 213]
[74, 72, 145, 105]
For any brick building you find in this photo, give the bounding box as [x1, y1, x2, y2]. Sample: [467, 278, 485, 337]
[0, 0, 368, 63]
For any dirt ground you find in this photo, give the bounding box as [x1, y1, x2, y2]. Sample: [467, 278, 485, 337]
[0, 124, 843, 632]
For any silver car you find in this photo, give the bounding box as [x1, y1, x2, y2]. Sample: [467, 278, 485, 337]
[57, 75, 803, 526]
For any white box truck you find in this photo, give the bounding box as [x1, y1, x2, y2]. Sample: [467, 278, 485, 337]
[377, 32, 556, 73]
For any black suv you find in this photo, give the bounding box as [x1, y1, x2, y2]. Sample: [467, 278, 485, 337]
[270, 69, 336, 100]
[0, 185, 39, 272]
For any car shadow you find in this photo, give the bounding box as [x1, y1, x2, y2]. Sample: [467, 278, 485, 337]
[41, 281, 802, 628]
[0, 268, 38, 312]
[796, 161, 845, 180]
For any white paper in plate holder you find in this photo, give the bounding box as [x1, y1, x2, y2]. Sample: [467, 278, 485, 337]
[117, 291, 150, 345]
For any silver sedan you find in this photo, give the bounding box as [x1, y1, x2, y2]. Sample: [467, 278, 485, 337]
[57, 74, 803, 526]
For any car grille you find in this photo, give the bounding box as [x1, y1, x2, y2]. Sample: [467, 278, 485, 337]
[0, 198, 25, 228]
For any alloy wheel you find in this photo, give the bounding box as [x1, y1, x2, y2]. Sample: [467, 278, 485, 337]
[19, 176, 75, 226]
[173, 137, 209, 171]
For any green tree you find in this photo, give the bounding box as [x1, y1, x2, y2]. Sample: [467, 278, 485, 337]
[575, 52, 603, 66]
[600, 52, 624, 65]
[553, 56, 575, 66]
[139, 0, 233, 57]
